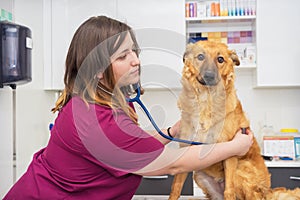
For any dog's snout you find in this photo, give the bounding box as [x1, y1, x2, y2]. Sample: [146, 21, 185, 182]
[204, 71, 215, 82]
[203, 71, 218, 86]
[197, 70, 219, 86]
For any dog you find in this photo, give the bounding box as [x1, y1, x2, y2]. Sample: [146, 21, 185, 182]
[266, 187, 300, 200]
[168, 41, 300, 200]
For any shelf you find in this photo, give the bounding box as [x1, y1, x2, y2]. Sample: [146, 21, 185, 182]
[186, 16, 256, 33]
[265, 160, 300, 168]
[236, 64, 256, 69]
[187, 20, 255, 33]
[186, 15, 256, 22]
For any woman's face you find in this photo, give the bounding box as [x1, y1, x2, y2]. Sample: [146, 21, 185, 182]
[111, 33, 140, 87]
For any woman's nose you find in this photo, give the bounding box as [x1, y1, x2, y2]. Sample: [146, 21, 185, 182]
[129, 51, 140, 66]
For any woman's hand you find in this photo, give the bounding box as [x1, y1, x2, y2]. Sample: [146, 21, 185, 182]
[150, 120, 181, 144]
[170, 120, 181, 138]
[230, 129, 254, 156]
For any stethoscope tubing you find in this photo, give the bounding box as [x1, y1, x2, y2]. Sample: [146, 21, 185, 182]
[127, 87, 204, 145]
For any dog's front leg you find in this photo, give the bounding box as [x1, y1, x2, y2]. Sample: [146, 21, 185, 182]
[224, 157, 238, 200]
[169, 172, 188, 200]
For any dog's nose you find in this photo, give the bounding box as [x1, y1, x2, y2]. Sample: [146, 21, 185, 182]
[204, 71, 215, 83]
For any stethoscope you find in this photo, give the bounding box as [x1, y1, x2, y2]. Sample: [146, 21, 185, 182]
[126, 86, 204, 145]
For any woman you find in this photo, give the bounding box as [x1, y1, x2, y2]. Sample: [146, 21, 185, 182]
[4, 16, 253, 200]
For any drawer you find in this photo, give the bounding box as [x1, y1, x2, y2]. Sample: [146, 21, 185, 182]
[135, 173, 193, 195]
[268, 167, 300, 189]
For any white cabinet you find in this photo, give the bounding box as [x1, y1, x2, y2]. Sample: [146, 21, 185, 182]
[43, 0, 185, 90]
[43, 0, 117, 90]
[117, 0, 185, 89]
[256, 0, 300, 87]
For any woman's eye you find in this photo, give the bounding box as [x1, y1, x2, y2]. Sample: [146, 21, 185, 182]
[197, 54, 205, 61]
[117, 54, 127, 60]
[217, 56, 224, 63]
[116, 47, 140, 60]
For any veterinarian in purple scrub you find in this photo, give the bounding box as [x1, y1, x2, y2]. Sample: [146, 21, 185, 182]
[4, 16, 253, 200]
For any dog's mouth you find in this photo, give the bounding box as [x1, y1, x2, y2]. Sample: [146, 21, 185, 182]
[196, 72, 219, 86]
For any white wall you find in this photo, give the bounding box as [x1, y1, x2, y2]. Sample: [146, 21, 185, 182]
[0, 0, 56, 198]
[235, 70, 300, 133]
[0, 88, 13, 197]
[1, 0, 300, 198]
[0, 0, 15, 197]
[13, 0, 57, 175]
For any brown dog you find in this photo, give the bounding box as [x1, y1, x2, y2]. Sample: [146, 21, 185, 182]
[169, 41, 299, 200]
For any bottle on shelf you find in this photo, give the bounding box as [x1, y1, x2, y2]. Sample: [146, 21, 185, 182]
[185, 0, 256, 19]
[258, 125, 275, 154]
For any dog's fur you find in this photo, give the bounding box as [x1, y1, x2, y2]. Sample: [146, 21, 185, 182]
[168, 41, 300, 200]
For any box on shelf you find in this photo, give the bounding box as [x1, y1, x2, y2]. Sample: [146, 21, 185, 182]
[263, 136, 295, 159]
[263, 129, 300, 160]
[197, 2, 207, 17]
[245, 46, 256, 64]
[295, 136, 300, 160]
[229, 44, 256, 66]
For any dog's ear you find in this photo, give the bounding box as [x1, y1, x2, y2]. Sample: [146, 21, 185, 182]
[183, 52, 187, 63]
[183, 43, 194, 63]
[230, 50, 240, 66]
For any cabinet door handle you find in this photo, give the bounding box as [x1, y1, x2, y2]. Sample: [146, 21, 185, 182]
[290, 176, 300, 181]
[143, 175, 168, 179]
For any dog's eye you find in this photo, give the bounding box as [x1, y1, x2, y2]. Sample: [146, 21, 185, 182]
[197, 54, 205, 61]
[217, 56, 224, 63]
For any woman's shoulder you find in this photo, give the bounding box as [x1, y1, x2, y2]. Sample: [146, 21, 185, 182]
[65, 96, 112, 111]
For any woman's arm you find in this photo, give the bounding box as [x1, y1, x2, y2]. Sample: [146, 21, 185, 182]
[134, 130, 253, 176]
